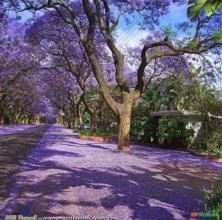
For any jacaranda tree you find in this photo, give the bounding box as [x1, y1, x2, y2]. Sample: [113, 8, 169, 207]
[4, 0, 222, 150]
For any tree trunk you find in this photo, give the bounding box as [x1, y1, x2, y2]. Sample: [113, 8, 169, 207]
[117, 106, 132, 151]
[75, 107, 83, 129]
[152, 117, 160, 143]
[78, 112, 83, 127]
[90, 113, 97, 132]
[117, 91, 140, 151]
[67, 122, 72, 129]
[0, 108, 3, 124]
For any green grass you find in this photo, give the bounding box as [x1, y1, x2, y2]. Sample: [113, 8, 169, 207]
[79, 129, 115, 138]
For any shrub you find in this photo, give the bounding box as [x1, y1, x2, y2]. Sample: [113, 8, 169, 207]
[158, 116, 194, 147]
[202, 184, 222, 219]
[79, 129, 115, 137]
[206, 130, 222, 156]
[131, 113, 159, 143]
[191, 123, 222, 156]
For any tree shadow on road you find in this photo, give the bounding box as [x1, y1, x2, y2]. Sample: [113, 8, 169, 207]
[1, 126, 222, 219]
[0, 125, 50, 203]
[1, 152, 221, 219]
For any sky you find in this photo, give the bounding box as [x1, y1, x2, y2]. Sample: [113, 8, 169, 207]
[116, 4, 188, 50]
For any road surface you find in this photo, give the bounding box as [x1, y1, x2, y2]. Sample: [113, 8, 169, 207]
[0, 124, 221, 220]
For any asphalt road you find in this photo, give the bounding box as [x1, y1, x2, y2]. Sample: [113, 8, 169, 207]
[0, 125, 221, 220]
[0, 125, 49, 204]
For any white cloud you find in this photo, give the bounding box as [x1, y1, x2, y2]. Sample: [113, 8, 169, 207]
[115, 26, 148, 53]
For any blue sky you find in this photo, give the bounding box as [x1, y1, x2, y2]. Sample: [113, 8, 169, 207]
[116, 4, 189, 51]
[160, 4, 188, 26]
[118, 3, 188, 30]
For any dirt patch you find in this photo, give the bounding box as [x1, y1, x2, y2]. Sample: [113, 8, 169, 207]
[79, 135, 113, 143]
[188, 150, 222, 163]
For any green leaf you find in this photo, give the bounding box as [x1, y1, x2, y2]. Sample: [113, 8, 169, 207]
[213, 32, 222, 42]
[205, 3, 214, 16]
[187, 39, 199, 48]
[162, 25, 175, 38]
[187, 0, 206, 19]
[187, 0, 222, 20]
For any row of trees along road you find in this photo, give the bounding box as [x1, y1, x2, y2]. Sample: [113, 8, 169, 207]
[0, 12, 51, 124]
[1, 0, 222, 150]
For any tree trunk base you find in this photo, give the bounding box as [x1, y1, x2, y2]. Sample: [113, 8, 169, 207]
[117, 145, 130, 151]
